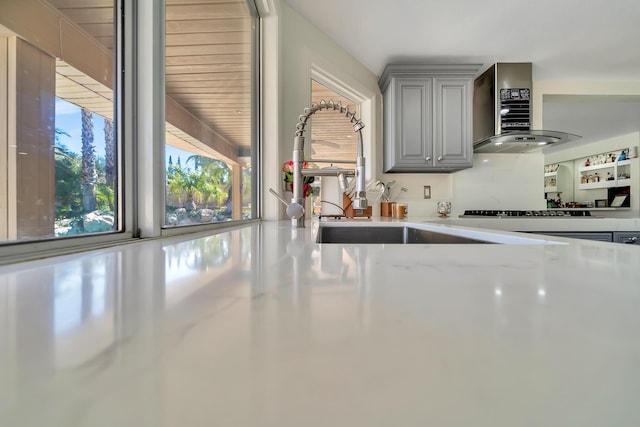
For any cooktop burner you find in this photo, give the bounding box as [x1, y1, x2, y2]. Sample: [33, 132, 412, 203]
[461, 210, 592, 217]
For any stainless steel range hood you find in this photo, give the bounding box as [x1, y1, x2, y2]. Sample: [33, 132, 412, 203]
[473, 63, 580, 153]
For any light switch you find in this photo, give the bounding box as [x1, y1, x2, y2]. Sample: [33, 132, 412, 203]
[424, 185, 431, 199]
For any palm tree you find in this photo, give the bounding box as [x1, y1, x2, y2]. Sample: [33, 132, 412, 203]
[198, 170, 226, 208]
[186, 155, 231, 181]
[96, 184, 115, 212]
[104, 118, 115, 187]
[166, 165, 205, 210]
[81, 108, 97, 212]
[186, 155, 230, 207]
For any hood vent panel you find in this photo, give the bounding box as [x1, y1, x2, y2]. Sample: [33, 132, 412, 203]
[500, 88, 531, 132]
[473, 63, 580, 153]
[473, 130, 576, 153]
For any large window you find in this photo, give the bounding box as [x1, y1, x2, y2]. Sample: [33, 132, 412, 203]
[0, 0, 260, 258]
[310, 79, 359, 168]
[309, 79, 359, 214]
[0, 0, 119, 243]
[164, 0, 258, 227]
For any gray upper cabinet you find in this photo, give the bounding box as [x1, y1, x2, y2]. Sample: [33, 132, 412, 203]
[379, 64, 480, 173]
[387, 78, 433, 169]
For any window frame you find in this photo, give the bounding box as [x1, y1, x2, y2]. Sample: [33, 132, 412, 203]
[309, 66, 374, 181]
[0, 0, 135, 263]
[159, 0, 262, 237]
[0, 0, 262, 263]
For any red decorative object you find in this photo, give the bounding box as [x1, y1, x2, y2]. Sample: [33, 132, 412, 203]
[282, 160, 314, 198]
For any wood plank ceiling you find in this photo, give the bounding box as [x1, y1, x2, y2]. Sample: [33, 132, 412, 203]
[48, 0, 253, 162]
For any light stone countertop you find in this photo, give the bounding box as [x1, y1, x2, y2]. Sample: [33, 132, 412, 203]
[1, 220, 639, 426]
[424, 215, 640, 232]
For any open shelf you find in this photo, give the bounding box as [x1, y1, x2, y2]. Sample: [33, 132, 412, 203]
[578, 162, 616, 173]
[578, 159, 631, 189]
[578, 180, 618, 190]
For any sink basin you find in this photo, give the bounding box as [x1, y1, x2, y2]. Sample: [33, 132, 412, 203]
[316, 226, 494, 244]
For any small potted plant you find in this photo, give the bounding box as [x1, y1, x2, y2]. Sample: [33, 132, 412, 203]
[282, 160, 315, 198]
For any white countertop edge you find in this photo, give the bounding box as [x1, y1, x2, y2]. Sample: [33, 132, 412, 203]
[316, 215, 640, 233]
[314, 218, 567, 245]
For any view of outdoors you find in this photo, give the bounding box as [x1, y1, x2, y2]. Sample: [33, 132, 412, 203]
[163, 0, 256, 226]
[164, 148, 252, 225]
[309, 80, 359, 214]
[0, 0, 118, 243]
[0, 0, 257, 244]
[54, 98, 117, 237]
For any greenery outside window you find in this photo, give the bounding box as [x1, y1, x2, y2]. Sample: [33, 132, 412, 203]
[163, 0, 258, 227]
[0, 0, 260, 262]
[0, 0, 120, 245]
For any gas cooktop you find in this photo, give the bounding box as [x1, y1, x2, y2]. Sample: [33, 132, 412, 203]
[461, 210, 592, 218]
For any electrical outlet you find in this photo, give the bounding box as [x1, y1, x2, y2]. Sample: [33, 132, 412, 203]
[423, 185, 431, 199]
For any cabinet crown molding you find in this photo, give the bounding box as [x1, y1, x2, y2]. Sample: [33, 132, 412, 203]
[378, 63, 482, 92]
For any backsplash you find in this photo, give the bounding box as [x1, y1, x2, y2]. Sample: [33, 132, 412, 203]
[379, 173, 453, 217]
[378, 153, 544, 217]
[452, 153, 546, 215]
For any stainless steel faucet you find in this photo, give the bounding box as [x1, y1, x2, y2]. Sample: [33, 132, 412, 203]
[289, 100, 368, 228]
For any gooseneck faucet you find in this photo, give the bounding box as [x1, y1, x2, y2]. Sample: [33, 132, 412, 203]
[290, 99, 368, 228]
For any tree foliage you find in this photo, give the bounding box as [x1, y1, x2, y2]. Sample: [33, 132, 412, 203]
[166, 155, 231, 211]
[54, 143, 83, 219]
[242, 166, 252, 204]
[55, 126, 112, 220]
[166, 164, 206, 210]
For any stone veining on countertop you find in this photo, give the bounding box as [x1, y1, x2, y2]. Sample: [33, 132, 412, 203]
[1, 221, 639, 426]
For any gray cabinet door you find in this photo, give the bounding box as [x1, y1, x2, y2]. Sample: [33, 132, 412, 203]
[393, 79, 433, 168]
[535, 232, 613, 242]
[613, 232, 640, 244]
[434, 78, 473, 168]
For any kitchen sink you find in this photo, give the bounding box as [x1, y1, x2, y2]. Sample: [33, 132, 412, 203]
[316, 226, 494, 244]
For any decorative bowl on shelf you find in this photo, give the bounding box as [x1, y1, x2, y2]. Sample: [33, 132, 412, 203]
[437, 201, 452, 218]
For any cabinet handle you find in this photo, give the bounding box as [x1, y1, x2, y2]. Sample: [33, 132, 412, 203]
[425, 156, 431, 161]
[437, 156, 443, 161]
[623, 236, 638, 244]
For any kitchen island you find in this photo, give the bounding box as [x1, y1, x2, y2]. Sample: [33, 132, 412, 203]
[432, 215, 640, 243]
[441, 216, 640, 233]
[1, 220, 639, 426]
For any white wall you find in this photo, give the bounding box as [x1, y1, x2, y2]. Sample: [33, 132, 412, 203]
[260, 0, 282, 221]
[262, 1, 382, 220]
[379, 172, 453, 217]
[532, 80, 640, 131]
[377, 153, 545, 218]
[452, 154, 546, 215]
